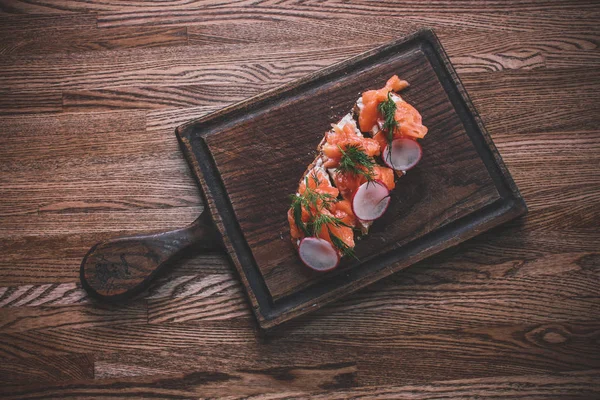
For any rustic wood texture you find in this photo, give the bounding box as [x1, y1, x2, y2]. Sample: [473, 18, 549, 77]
[177, 30, 526, 328]
[80, 211, 220, 300]
[0, 1, 599, 398]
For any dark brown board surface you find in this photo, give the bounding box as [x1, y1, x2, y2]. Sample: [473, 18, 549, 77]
[177, 29, 526, 329]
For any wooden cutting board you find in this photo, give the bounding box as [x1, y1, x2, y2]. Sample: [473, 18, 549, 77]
[174, 29, 527, 329]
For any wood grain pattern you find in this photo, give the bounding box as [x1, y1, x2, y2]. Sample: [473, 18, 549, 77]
[0, 1, 599, 398]
[178, 30, 526, 327]
[80, 211, 220, 300]
[0, 26, 187, 56]
[0, 354, 94, 387]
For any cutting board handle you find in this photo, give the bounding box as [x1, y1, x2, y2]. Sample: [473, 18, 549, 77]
[80, 211, 221, 301]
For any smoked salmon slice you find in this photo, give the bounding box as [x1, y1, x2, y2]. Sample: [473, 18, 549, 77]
[289, 75, 428, 270]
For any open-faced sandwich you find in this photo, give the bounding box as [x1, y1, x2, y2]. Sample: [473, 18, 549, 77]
[288, 76, 428, 271]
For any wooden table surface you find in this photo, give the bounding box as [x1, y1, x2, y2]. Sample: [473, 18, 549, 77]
[1, 1, 599, 399]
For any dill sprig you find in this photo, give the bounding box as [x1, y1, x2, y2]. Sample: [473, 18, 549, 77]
[289, 184, 338, 236]
[309, 213, 350, 237]
[310, 171, 320, 187]
[335, 144, 375, 181]
[378, 92, 399, 148]
[304, 188, 337, 211]
[289, 194, 310, 236]
[329, 231, 358, 260]
[311, 215, 357, 258]
[289, 173, 358, 259]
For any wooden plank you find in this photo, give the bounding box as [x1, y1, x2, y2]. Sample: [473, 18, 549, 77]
[2, 0, 597, 16]
[0, 354, 93, 387]
[462, 68, 600, 107]
[1, 361, 357, 399]
[10, 35, 591, 103]
[1, 1, 595, 21]
[0, 26, 188, 56]
[0, 44, 357, 92]
[63, 84, 261, 112]
[187, 19, 598, 68]
[89, 338, 600, 385]
[0, 111, 200, 219]
[93, 344, 360, 380]
[230, 371, 600, 400]
[0, 207, 200, 237]
[64, 63, 600, 115]
[147, 290, 251, 324]
[0, 303, 147, 333]
[0, 320, 256, 359]
[0, 320, 597, 385]
[0, 109, 145, 136]
[0, 159, 200, 216]
[5, 370, 596, 400]
[546, 50, 600, 68]
[147, 269, 600, 328]
[96, 5, 600, 28]
[186, 12, 600, 36]
[0, 282, 85, 307]
[0, 91, 62, 115]
[0, 13, 96, 32]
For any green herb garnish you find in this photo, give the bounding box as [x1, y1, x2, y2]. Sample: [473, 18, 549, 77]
[311, 215, 357, 258]
[289, 184, 338, 236]
[304, 188, 336, 211]
[378, 92, 399, 148]
[309, 213, 349, 237]
[289, 194, 309, 236]
[336, 144, 375, 181]
[289, 173, 358, 259]
[310, 171, 320, 187]
[329, 230, 358, 260]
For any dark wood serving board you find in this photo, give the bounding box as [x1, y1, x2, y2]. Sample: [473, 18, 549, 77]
[173, 29, 526, 329]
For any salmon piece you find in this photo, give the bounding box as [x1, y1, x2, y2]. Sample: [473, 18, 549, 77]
[332, 199, 356, 227]
[358, 75, 409, 132]
[386, 75, 410, 92]
[372, 131, 389, 152]
[332, 165, 394, 201]
[331, 170, 365, 201]
[395, 102, 428, 139]
[322, 122, 380, 168]
[357, 75, 427, 141]
[317, 210, 355, 249]
[298, 168, 339, 199]
[373, 165, 395, 191]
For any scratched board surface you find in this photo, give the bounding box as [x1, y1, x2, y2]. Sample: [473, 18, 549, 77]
[177, 30, 526, 328]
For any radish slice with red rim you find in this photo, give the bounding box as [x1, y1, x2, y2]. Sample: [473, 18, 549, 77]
[352, 180, 391, 221]
[382, 138, 422, 171]
[299, 237, 340, 272]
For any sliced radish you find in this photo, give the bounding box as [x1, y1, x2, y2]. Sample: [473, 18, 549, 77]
[382, 138, 422, 171]
[352, 180, 391, 221]
[299, 237, 340, 272]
